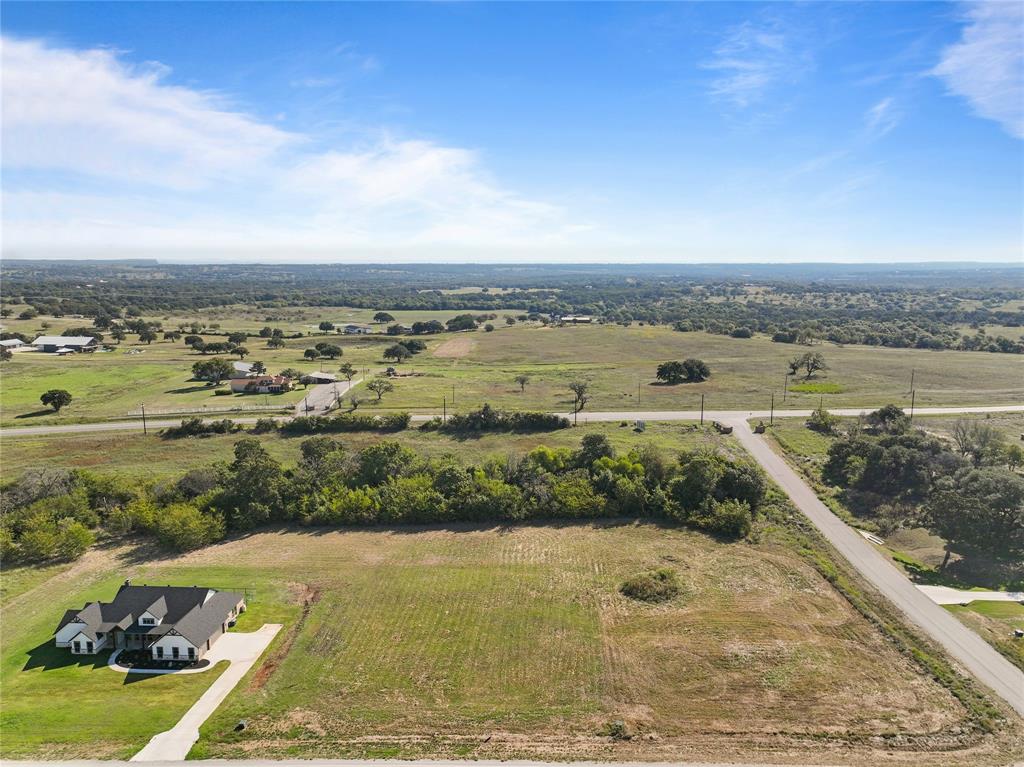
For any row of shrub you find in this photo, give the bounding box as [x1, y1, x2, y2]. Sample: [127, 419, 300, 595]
[1, 433, 768, 561]
[281, 412, 411, 434]
[420, 404, 570, 434]
[161, 412, 411, 439]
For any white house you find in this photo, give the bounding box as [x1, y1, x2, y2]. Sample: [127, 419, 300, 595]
[55, 582, 245, 662]
[343, 324, 372, 335]
[0, 338, 26, 351]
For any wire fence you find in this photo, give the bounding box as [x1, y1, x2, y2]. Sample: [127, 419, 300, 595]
[124, 403, 292, 417]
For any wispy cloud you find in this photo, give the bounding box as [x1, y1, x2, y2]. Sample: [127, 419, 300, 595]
[702, 20, 809, 108]
[864, 96, 902, 137]
[932, 1, 1023, 139]
[0, 36, 586, 255]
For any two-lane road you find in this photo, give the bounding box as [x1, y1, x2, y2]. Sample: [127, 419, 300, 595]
[725, 417, 1024, 717]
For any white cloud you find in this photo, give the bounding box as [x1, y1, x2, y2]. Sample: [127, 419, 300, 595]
[932, 2, 1024, 139]
[864, 96, 901, 137]
[702, 21, 807, 108]
[1, 37, 298, 188]
[0, 35, 585, 254]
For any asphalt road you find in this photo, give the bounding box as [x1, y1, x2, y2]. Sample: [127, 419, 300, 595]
[728, 417, 1024, 717]
[3, 404, 1022, 437]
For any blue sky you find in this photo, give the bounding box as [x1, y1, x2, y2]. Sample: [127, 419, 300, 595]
[2, 1, 1022, 262]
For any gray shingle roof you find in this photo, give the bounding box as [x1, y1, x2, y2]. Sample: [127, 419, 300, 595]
[55, 584, 243, 647]
[32, 336, 98, 347]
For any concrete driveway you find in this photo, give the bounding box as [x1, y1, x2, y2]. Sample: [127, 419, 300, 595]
[110, 627, 279, 676]
[130, 623, 281, 761]
[917, 585, 1024, 606]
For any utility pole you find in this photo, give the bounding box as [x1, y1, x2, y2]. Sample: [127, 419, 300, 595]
[700, 393, 705, 425]
[443, 396, 446, 423]
[783, 373, 789, 403]
[910, 389, 916, 420]
[770, 391, 774, 426]
[910, 368, 915, 393]
[141, 403, 147, 435]
[452, 384, 456, 406]
[637, 380, 640, 406]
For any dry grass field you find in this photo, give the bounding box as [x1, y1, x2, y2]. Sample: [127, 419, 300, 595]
[3, 315, 1022, 427]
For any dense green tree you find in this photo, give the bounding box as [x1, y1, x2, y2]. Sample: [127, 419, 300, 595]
[40, 389, 72, 412]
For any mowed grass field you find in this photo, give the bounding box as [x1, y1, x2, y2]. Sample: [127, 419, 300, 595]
[3, 317, 1022, 426]
[0, 422, 726, 482]
[0, 523, 984, 763]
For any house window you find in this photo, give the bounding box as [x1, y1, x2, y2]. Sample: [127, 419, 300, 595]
[86, 641, 94, 653]
[156, 646, 164, 658]
[187, 647, 196, 660]
[172, 647, 180, 659]
[73, 641, 81, 653]
[141, 617, 155, 625]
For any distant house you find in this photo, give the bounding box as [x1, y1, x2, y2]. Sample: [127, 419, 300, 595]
[230, 374, 293, 394]
[304, 372, 337, 383]
[32, 335, 99, 353]
[343, 324, 372, 335]
[0, 338, 26, 350]
[54, 582, 245, 661]
[231, 361, 254, 378]
[560, 315, 593, 324]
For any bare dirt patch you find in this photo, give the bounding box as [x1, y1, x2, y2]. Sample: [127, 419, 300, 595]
[248, 582, 320, 691]
[433, 335, 476, 358]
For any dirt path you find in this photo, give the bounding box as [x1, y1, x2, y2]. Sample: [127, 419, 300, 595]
[432, 335, 476, 358]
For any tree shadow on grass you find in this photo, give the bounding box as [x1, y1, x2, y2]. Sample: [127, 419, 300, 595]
[22, 641, 110, 672]
[14, 409, 56, 419]
[164, 384, 217, 395]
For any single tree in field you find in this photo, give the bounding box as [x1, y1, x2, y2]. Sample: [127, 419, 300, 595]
[373, 312, 395, 324]
[228, 332, 248, 346]
[267, 336, 286, 349]
[681, 358, 710, 382]
[348, 394, 361, 411]
[515, 374, 530, 392]
[163, 331, 182, 342]
[338, 362, 357, 383]
[569, 381, 591, 413]
[280, 367, 303, 380]
[367, 378, 394, 401]
[656, 361, 686, 384]
[111, 327, 127, 344]
[41, 389, 72, 413]
[250, 360, 267, 376]
[790, 351, 827, 380]
[234, 346, 249, 360]
[138, 328, 158, 345]
[304, 348, 320, 361]
[319, 321, 335, 332]
[383, 344, 411, 363]
[315, 343, 343, 359]
[192, 359, 234, 384]
[259, 326, 273, 338]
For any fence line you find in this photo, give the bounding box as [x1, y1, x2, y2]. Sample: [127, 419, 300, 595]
[124, 403, 291, 416]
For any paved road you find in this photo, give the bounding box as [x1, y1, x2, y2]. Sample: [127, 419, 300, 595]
[130, 624, 282, 761]
[727, 418, 1024, 717]
[4, 403, 1022, 438]
[295, 378, 362, 416]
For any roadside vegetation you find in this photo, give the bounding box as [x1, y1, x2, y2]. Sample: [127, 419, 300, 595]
[771, 407, 1023, 588]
